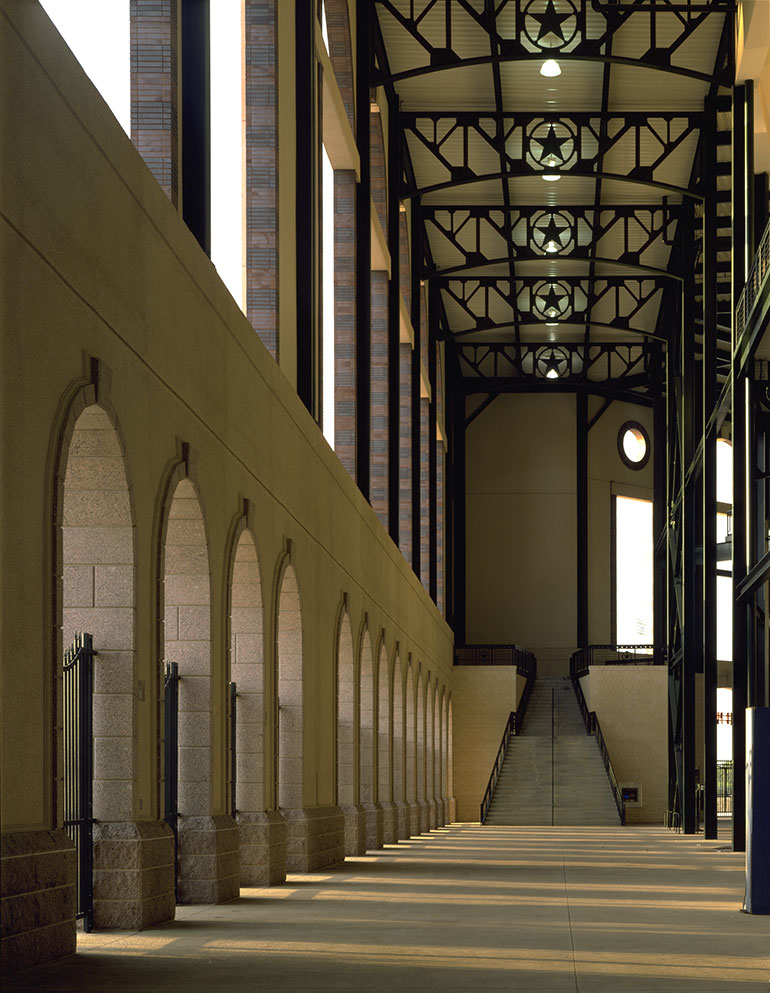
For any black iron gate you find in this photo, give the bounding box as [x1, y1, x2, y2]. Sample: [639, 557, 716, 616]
[717, 759, 733, 815]
[62, 632, 94, 931]
[163, 661, 179, 897]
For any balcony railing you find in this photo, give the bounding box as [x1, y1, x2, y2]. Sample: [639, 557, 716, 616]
[570, 644, 665, 680]
[455, 643, 536, 676]
[736, 216, 770, 345]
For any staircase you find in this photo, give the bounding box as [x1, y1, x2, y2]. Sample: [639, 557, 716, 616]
[484, 678, 621, 826]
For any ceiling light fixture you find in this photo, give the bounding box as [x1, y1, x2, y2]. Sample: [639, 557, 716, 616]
[540, 59, 561, 77]
[542, 173, 560, 182]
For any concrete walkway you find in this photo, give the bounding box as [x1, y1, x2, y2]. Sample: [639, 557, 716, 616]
[5, 824, 768, 992]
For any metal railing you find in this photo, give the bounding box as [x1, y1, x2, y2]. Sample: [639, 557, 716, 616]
[736, 215, 770, 343]
[571, 671, 626, 825]
[479, 654, 538, 823]
[62, 632, 94, 931]
[163, 661, 179, 898]
[455, 643, 537, 670]
[570, 644, 664, 680]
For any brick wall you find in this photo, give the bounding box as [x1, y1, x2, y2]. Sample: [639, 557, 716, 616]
[334, 170, 357, 479]
[130, 0, 179, 205]
[245, 0, 278, 357]
[370, 271, 389, 529]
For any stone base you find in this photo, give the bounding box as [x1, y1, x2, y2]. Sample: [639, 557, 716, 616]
[282, 806, 344, 873]
[427, 799, 438, 831]
[408, 801, 422, 836]
[447, 795, 457, 822]
[394, 800, 409, 840]
[237, 811, 287, 886]
[1, 829, 75, 977]
[177, 814, 239, 904]
[435, 799, 445, 826]
[340, 804, 366, 857]
[93, 820, 175, 929]
[378, 801, 397, 844]
[362, 802, 382, 851]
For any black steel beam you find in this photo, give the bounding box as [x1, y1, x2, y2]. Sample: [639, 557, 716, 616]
[295, 0, 318, 417]
[702, 96, 718, 840]
[681, 201, 698, 835]
[731, 83, 747, 853]
[387, 96, 401, 546]
[181, 0, 211, 255]
[411, 199, 422, 574]
[429, 281, 438, 601]
[577, 391, 588, 648]
[355, 0, 371, 498]
[449, 346, 466, 644]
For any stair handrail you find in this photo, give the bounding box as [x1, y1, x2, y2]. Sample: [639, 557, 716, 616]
[571, 672, 626, 825]
[479, 656, 537, 823]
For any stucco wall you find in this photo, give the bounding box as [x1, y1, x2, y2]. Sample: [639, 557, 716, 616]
[588, 666, 667, 824]
[452, 667, 520, 821]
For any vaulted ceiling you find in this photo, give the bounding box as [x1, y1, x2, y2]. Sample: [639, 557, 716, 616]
[373, 0, 733, 401]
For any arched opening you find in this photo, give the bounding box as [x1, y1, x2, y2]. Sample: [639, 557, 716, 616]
[441, 690, 449, 808]
[229, 527, 264, 884]
[337, 608, 363, 855]
[405, 662, 416, 830]
[162, 476, 234, 903]
[433, 684, 441, 825]
[416, 670, 425, 829]
[392, 652, 404, 837]
[426, 679, 435, 828]
[276, 564, 303, 812]
[359, 631, 375, 806]
[336, 611, 356, 810]
[446, 696, 455, 820]
[60, 404, 136, 928]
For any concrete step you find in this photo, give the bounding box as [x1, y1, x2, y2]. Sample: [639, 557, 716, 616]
[484, 677, 621, 827]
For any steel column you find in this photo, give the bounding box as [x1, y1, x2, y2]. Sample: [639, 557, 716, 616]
[577, 390, 588, 648]
[181, 0, 211, 254]
[411, 199, 422, 573]
[681, 200, 698, 835]
[732, 83, 748, 853]
[355, 0, 371, 497]
[428, 280, 438, 601]
[450, 347, 466, 644]
[702, 95, 718, 839]
[296, 0, 319, 417]
[387, 97, 402, 546]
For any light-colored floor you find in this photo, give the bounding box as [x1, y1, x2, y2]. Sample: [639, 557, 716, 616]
[7, 823, 769, 992]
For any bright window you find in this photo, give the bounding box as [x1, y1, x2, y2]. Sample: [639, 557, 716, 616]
[615, 495, 653, 644]
[322, 147, 335, 448]
[39, 0, 130, 134]
[210, 2, 245, 310]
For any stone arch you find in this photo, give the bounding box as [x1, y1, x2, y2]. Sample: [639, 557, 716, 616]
[447, 694, 454, 817]
[433, 681, 441, 823]
[359, 627, 375, 806]
[416, 669, 425, 821]
[226, 513, 265, 884]
[336, 607, 356, 808]
[426, 676, 435, 827]
[441, 688, 449, 803]
[275, 560, 303, 812]
[405, 660, 416, 819]
[158, 464, 241, 904]
[54, 390, 146, 927]
[392, 651, 404, 813]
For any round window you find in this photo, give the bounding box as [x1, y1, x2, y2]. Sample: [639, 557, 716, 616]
[618, 421, 650, 469]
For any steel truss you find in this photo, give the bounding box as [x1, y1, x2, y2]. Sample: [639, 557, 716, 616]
[423, 204, 680, 277]
[439, 276, 665, 337]
[402, 112, 703, 198]
[456, 340, 661, 402]
[374, 0, 731, 85]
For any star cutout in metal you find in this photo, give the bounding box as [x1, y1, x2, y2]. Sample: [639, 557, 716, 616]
[531, 124, 571, 166]
[529, 0, 573, 45]
[536, 284, 569, 316]
[535, 215, 569, 251]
